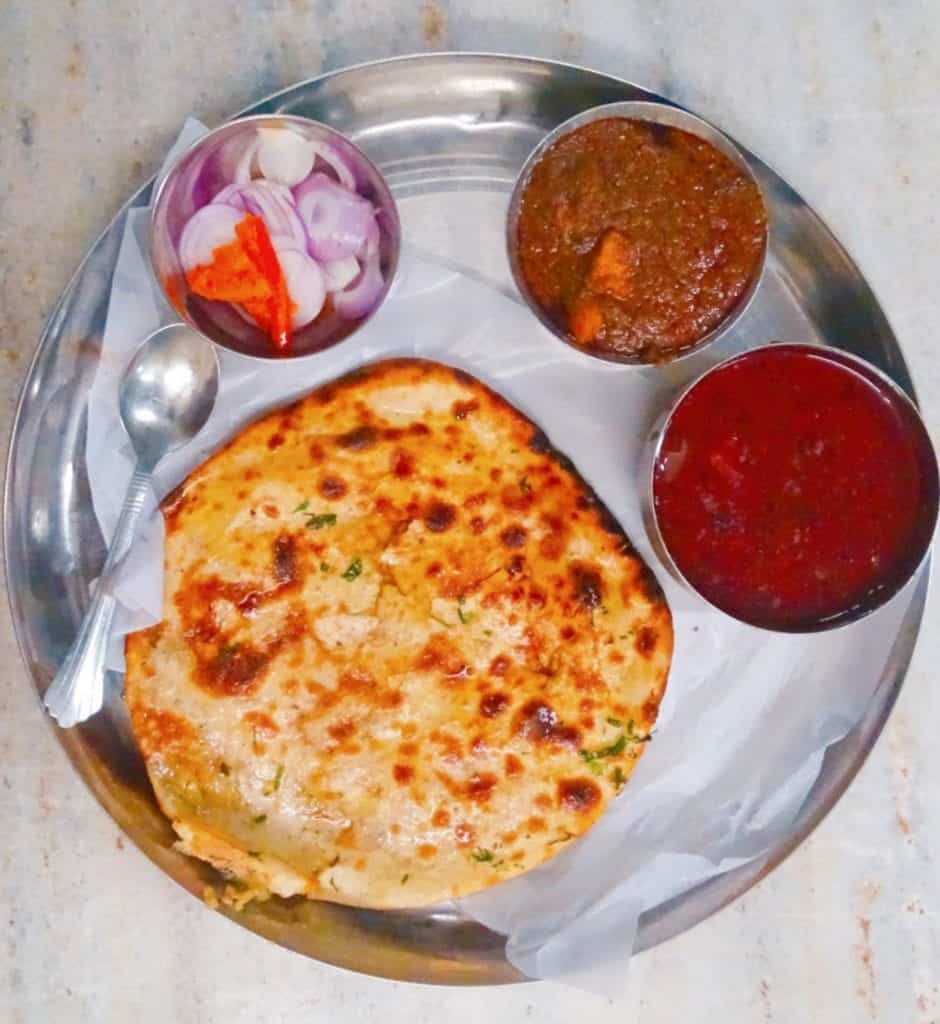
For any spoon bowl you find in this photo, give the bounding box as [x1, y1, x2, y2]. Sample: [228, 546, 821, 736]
[119, 323, 220, 466]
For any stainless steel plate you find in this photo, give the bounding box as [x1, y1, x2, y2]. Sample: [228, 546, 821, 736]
[4, 53, 928, 986]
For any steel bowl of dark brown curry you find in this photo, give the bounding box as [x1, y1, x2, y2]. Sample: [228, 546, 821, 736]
[507, 100, 769, 365]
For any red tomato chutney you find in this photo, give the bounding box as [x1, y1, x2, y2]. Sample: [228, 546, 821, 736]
[652, 345, 938, 630]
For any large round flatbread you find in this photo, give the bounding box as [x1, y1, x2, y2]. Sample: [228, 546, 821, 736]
[126, 359, 672, 908]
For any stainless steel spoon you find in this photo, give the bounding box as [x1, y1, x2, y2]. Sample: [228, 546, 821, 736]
[43, 323, 220, 727]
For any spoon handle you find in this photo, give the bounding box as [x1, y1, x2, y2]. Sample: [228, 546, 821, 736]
[43, 466, 154, 728]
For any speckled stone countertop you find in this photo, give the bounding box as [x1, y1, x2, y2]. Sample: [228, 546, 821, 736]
[2, 3, 939, 1021]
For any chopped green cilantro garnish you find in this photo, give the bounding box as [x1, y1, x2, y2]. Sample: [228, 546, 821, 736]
[612, 766, 626, 789]
[548, 830, 575, 846]
[519, 475, 531, 493]
[252, 814, 267, 825]
[471, 848, 495, 863]
[305, 512, 337, 530]
[483, 628, 493, 637]
[220, 642, 239, 658]
[401, 873, 410, 884]
[330, 877, 339, 892]
[271, 764, 285, 791]
[457, 605, 473, 625]
[342, 557, 363, 580]
[581, 734, 627, 764]
[586, 759, 605, 776]
[430, 613, 451, 628]
[294, 499, 310, 513]
[320, 561, 331, 573]
[606, 716, 623, 728]
[625, 719, 652, 744]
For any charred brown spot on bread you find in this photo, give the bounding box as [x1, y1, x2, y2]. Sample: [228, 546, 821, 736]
[409, 422, 430, 436]
[267, 432, 285, 450]
[392, 450, 416, 479]
[161, 482, 189, 528]
[319, 475, 347, 499]
[558, 778, 601, 814]
[514, 699, 581, 749]
[424, 501, 457, 533]
[507, 555, 525, 577]
[454, 822, 476, 846]
[243, 710, 278, 736]
[466, 772, 498, 803]
[489, 654, 510, 677]
[470, 516, 486, 534]
[273, 535, 297, 585]
[501, 484, 535, 512]
[452, 399, 479, 420]
[500, 524, 527, 548]
[635, 626, 658, 658]
[504, 754, 523, 777]
[418, 635, 468, 679]
[570, 562, 603, 610]
[338, 425, 378, 451]
[528, 429, 552, 455]
[328, 718, 356, 741]
[393, 764, 414, 784]
[480, 692, 509, 718]
[451, 367, 476, 388]
[203, 643, 270, 697]
[130, 706, 194, 757]
[637, 564, 667, 605]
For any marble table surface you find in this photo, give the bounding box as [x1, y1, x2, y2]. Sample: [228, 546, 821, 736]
[2, 2, 939, 1021]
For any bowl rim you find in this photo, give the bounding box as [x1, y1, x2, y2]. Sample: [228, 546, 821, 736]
[505, 98, 770, 367]
[644, 340, 940, 633]
[148, 112, 402, 363]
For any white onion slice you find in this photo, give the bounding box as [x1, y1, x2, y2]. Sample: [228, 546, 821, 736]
[333, 251, 384, 320]
[234, 137, 260, 184]
[322, 255, 360, 292]
[257, 128, 316, 187]
[293, 173, 376, 261]
[179, 204, 244, 272]
[212, 181, 307, 251]
[310, 141, 356, 190]
[273, 242, 326, 328]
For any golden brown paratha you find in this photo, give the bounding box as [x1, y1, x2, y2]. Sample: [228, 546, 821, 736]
[125, 358, 672, 908]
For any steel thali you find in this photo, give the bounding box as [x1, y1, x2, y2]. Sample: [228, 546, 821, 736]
[4, 53, 928, 984]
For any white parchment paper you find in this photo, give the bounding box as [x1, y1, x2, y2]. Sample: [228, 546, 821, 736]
[85, 122, 914, 994]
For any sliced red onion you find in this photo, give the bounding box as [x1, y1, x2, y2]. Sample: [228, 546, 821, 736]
[322, 255, 360, 292]
[362, 217, 380, 257]
[179, 204, 244, 271]
[275, 246, 326, 328]
[234, 136, 259, 184]
[293, 173, 376, 262]
[333, 251, 384, 320]
[257, 128, 316, 187]
[310, 142, 356, 190]
[212, 181, 307, 251]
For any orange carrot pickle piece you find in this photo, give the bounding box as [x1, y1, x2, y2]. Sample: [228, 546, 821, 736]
[185, 213, 294, 351]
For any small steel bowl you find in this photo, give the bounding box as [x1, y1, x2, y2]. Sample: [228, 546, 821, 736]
[643, 342, 939, 633]
[150, 114, 400, 361]
[506, 100, 768, 366]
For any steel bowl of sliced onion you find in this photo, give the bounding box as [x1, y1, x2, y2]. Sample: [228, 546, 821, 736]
[150, 115, 400, 359]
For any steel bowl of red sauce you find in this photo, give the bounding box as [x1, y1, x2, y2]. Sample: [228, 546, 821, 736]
[150, 115, 400, 361]
[646, 343, 939, 632]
